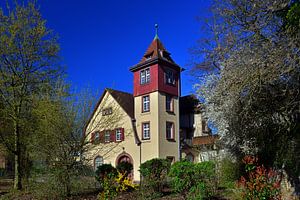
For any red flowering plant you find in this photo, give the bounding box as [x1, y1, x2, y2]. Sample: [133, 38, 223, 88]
[238, 155, 282, 200]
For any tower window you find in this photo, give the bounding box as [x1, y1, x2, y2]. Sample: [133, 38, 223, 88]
[165, 70, 175, 85]
[140, 68, 150, 84]
[142, 95, 150, 112]
[166, 95, 173, 112]
[166, 122, 174, 140]
[142, 122, 150, 140]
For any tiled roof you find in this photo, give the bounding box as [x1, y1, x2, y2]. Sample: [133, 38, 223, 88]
[139, 37, 175, 64]
[192, 135, 219, 146]
[107, 88, 134, 119]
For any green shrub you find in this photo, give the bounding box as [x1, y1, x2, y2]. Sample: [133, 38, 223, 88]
[219, 157, 241, 189]
[139, 158, 171, 196]
[169, 160, 217, 199]
[168, 160, 195, 196]
[95, 164, 117, 183]
[116, 162, 133, 176]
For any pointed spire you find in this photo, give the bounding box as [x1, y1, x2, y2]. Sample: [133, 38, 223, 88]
[154, 23, 159, 39]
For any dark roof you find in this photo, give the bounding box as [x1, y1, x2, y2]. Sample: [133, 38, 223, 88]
[138, 37, 175, 64]
[130, 37, 183, 72]
[179, 95, 201, 114]
[107, 88, 134, 118]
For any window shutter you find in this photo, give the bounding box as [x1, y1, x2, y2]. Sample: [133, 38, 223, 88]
[121, 128, 125, 141]
[99, 131, 105, 143]
[91, 132, 95, 143]
[110, 130, 116, 142]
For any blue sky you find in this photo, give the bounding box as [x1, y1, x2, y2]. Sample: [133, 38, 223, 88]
[1, 0, 211, 96]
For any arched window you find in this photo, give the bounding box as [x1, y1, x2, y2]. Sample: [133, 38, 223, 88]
[185, 153, 194, 163]
[94, 156, 103, 170]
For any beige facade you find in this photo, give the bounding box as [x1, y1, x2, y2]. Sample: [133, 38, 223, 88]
[134, 91, 179, 164]
[85, 90, 141, 180]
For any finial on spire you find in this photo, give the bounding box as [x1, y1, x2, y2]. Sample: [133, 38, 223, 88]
[154, 23, 159, 39]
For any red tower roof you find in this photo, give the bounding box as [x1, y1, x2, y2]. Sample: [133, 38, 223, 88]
[138, 36, 175, 64]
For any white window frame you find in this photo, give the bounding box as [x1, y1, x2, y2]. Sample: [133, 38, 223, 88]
[142, 122, 150, 140]
[140, 68, 150, 84]
[104, 131, 110, 143]
[142, 95, 150, 112]
[95, 132, 100, 142]
[94, 156, 103, 170]
[116, 129, 122, 142]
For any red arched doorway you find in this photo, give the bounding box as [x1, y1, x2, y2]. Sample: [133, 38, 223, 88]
[116, 153, 133, 179]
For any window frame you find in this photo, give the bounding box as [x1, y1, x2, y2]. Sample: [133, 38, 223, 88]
[142, 95, 150, 112]
[142, 122, 150, 140]
[102, 107, 112, 116]
[166, 95, 174, 112]
[165, 69, 175, 85]
[104, 130, 110, 143]
[115, 128, 122, 142]
[140, 68, 150, 85]
[94, 156, 103, 170]
[166, 121, 175, 140]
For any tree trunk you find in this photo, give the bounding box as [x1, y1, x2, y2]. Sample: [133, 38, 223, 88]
[13, 120, 22, 190]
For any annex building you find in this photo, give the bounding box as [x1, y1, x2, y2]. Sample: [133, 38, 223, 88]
[84, 33, 219, 181]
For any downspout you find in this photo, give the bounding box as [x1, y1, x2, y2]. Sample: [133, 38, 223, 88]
[131, 118, 142, 182]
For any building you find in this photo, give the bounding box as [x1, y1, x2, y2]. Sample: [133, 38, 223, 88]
[84, 32, 219, 181]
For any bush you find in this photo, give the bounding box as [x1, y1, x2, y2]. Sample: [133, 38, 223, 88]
[238, 155, 282, 200]
[95, 164, 117, 183]
[218, 157, 241, 189]
[169, 160, 217, 199]
[139, 158, 171, 196]
[116, 162, 133, 176]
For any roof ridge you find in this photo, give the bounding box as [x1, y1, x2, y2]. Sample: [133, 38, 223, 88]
[105, 88, 133, 96]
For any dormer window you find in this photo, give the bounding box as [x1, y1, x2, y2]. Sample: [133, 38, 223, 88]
[140, 68, 150, 85]
[165, 70, 175, 85]
[146, 55, 152, 60]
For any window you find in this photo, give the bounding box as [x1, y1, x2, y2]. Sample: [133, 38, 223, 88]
[142, 122, 150, 140]
[95, 132, 100, 142]
[102, 107, 112, 116]
[116, 129, 122, 142]
[166, 95, 173, 112]
[104, 131, 110, 143]
[142, 95, 150, 112]
[94, 156, 103, 170]
[166, 122, 174, 140]
[140, 68, 150, 84]
[165, 70, 175, 85]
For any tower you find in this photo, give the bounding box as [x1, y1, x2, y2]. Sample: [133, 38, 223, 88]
[130, 27, 183, 163]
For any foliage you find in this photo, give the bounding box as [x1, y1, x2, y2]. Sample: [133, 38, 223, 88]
[192, 0, 300, 190]
[116, 161, 133, 176]
[238, 156, 282, 200]
[115, 171, 137, 193]
[219, 157, 241, 189]
[95, 164, 117, 183]
[139, 158, 171, 196]
[0, 0, 63, 190]
[168, 160, 217, 199]
[96, 165, 137, 200]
